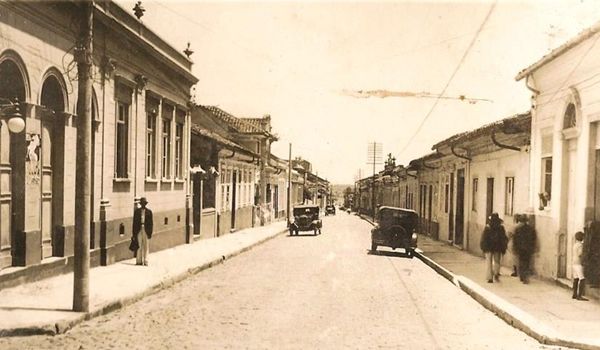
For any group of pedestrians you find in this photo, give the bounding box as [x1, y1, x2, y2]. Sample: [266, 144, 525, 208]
[480, 212, 588, 301]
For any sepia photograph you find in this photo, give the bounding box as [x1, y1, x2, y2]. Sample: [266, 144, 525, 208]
[0, 0, 599, 348]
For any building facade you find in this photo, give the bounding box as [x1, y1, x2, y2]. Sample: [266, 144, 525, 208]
[516, 22, 600, 284]
[355, 113, 531, 262]
[0, 2, 197, 276]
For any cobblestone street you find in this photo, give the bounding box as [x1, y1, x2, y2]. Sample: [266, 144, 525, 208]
[0, 214, 566, 349]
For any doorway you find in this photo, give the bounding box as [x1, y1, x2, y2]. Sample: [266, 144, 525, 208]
[428, 184, 433, 233]
[40, 75, 66, 258]
[192, 174, 201, 235]
[455, 169, 465, 245]
[486, 178, 494, 219]
[273, 185, 279, 218]
[559, 140, 577, 278]
[448, 172, 454, 241]
[231, 170, 237, 230]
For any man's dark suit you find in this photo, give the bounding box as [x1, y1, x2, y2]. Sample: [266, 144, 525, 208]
[133, 207, 153, 238]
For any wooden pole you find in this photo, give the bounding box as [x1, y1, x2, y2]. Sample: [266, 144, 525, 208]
[287, 143, 291, 227]
[73, 0, 93, 312]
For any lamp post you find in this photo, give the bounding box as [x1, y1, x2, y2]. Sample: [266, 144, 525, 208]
[0, 98, 25, 133]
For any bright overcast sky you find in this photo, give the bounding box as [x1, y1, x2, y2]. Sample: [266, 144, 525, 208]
[118, 0, 600, 184]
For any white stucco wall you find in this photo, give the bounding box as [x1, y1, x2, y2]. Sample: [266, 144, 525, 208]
[466, 149, 531, 258]
[528, 28, 600, 279]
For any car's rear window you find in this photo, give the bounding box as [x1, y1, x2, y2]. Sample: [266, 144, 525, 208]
[378, 210, 416, 225]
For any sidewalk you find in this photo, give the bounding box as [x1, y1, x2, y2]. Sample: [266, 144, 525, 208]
[0, 221, 287, 337]
[358, 213, 600, 349]
[419, 235, 600, 350]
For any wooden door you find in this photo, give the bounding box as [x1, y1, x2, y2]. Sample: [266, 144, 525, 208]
[231, 170, 237, 229]
[455, 169, 465, 245]
[486, 178, 494, 220]
[448, 172, 454, 241]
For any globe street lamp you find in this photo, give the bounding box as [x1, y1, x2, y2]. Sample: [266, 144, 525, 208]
[0, 98, 25, 133]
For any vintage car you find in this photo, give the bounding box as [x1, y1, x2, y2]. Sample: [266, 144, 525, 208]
[290, 205, 322, 235]
[371, 206, 418, 256]
[325, 205, 336, 215]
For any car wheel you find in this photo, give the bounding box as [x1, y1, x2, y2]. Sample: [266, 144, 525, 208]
[371, 242, 377, 251]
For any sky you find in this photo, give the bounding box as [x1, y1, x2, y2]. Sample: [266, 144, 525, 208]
[118, 0, 600, 184]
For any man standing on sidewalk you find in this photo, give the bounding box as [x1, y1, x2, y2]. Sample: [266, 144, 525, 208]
[512, 214, 537, 284]
[133, 197, 153, 266]
[480, 213, 508, 283]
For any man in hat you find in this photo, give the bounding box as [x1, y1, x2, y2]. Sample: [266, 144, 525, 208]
[512, 214, 537, 283]
[480, 213, 508, 283]
[132, 197, 153, 266]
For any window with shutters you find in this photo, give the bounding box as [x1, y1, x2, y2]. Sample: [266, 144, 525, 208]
[115, 83, 132, 179]
[505, 177, 514, 216]
[161, 104, 173, 179]
[175, 122, 184, 179]
[145, 98, 158, 179]
[540, 133, 553, 209]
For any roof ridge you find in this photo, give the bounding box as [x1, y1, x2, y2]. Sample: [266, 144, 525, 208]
[203, 105, 265, 134]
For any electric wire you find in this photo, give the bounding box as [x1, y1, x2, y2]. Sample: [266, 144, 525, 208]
[397, 2, 497, 158]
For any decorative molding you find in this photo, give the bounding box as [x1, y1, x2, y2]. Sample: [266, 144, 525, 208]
[101, 56, 117, 80]
[588, 111, 600, 123]
[561, 127, 579, 140]
[135, 74, 148, 92]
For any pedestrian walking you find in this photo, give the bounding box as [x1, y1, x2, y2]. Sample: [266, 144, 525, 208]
[132, 197, 153, 266]
[480, 213, 508, 283]
[512, 214, 537, 284]
[572, 231, 588, 301]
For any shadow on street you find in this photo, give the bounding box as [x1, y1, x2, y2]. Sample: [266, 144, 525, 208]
[286, 233, 320, 238]
[367, 249, 413, 259]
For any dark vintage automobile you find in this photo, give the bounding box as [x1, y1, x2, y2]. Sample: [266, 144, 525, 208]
[371, 206, 418, 256]
[290, 205, 322, 235]
[325, 205, 336, 215]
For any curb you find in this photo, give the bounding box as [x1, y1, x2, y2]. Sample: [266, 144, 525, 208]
[414, 250, 600, 350]
[358, 214, 600, 350]
[1, 227, 288, 337]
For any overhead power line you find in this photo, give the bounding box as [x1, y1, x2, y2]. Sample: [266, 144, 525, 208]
[397, 1, 497, 157]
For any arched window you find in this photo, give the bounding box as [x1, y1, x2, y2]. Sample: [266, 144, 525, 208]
[563, 102, 577, 129]
[41, 75, 66, 113]
[0, 59, 27, 102]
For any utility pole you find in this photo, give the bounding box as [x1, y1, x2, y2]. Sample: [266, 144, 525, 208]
[73, 0, 94, 312]
[287, 143, 292, 227]
[367, 142, 382, 219]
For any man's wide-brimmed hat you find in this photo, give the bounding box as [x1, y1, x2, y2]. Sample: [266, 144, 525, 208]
[140, 197, 148, 204]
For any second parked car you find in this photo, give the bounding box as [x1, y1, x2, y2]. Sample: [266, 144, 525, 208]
[325, 205, 336, 215]
[290, 205, 322, 236]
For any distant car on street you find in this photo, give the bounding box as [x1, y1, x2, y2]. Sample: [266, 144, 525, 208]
[325, 205, 336, 215]
[371, 206, 418, 257]
[290, 205, 322, 236]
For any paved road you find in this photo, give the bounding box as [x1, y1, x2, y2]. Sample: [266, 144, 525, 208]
[0, 213, 566, 349]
